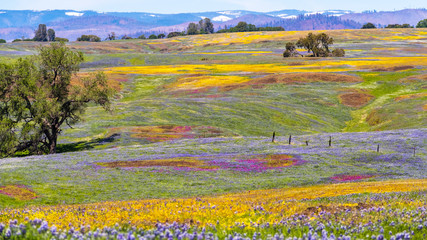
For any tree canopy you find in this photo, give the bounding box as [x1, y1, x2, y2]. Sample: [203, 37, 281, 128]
[148, 34, 158, 39]
[47, 29, 55, 41]
[284, 33, 344, 58]
[186, 18, 215, 35]
[157, 33, 166, 39]
[187, 23, 199, 35]
[283, 42, 300, 57]
[33, 24, 56, 42]
[0, 43, 116, 157]
[199, 18, 214, 34]
[167, 32, 183, 38]
[296, 33, 334, 57]
[34, 24, 48, 41]
[385, 24, 412, 28]
[77, 35, 101, 42]
[106, 32, 116, 41]
[362, 23, 376, 29]
[217, 22, 284, 33]
[416, 19, 427, 28]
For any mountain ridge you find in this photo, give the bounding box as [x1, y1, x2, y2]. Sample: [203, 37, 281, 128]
[0, 9, 426, 41]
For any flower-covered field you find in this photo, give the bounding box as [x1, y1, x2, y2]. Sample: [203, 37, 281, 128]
[0, 181, 427, 239]
[0, 128, 426, 238]
[0, 29, 426, 239]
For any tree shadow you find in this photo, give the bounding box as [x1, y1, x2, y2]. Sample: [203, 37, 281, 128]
[57, 133, 120, 153]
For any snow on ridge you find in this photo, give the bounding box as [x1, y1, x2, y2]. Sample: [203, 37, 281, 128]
[149, 14, 156, 17]
[283, 15, 297, 19]
[304, 11, 325, 16]
[212, 15, 233, 22]
[0, 11, 6, 14]
[268, 13, 297, 19]
[217, 11, 241, 16]
[200, 16, 206, 19]
[65, 12, 84, 17]
[276, 14, 288, 18]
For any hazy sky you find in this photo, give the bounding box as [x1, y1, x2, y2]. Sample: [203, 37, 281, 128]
[2, 0, 426, 13]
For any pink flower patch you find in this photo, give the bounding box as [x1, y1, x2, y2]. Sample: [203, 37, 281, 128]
[331, 175, 375, 182]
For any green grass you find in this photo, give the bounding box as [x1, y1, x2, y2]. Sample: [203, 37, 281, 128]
[344, 71, 426, 132]
[0, 29, 426, 208]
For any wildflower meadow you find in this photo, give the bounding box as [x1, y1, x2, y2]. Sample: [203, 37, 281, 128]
[0, 28, 426, 239]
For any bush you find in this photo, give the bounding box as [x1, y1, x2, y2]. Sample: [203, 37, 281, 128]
[283, 42, 300, 58]
[12, 39, 22, 42]
[54, 37, 69, 42]
[283, 50, 291, 58]
[148, 34, 158, 39]
[167, 32, 183, 38]
[331, 48, 345, 57]
[77, 35, 101, 42]
[138, 35, 146, 39]
[121, 35, 132, 40]
[362, 23, 376, 29]
[385, 24, 412, 28]
[0, 39, 6, 43]
[416, 19, 427, 28]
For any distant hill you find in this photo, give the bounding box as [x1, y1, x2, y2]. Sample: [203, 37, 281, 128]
[0, 9, 426, 41]
[49, 15, 155, 41]
[268, 14, 361, 31]
[341, 9, 427, 26]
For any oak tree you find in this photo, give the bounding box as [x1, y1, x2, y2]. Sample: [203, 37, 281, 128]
[47, 29, 55, 41]
[187, 22, 199, 35]
[296, 33, 334, 57]
[0, 43, 116, 157]
[34, 24, 48, 41]
[362, 23, 376, 29]
[417, 19, 427, 28]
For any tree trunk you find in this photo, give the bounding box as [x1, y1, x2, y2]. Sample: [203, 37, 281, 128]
[49, 138, 57, 154]
[48, 129, 58, 154]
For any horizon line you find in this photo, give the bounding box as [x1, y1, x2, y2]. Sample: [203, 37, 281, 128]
[0, 7, 426, 15]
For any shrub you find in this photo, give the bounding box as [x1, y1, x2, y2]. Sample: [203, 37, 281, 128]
[386, 24, 412, 28]
[0, 39, 6, 43]
[332, 48, 345, 57]
[167, 32, 183, 38]
[283, 50, 291, 58]
[77, 35, 101, 42]
[148, 34, 158, 39]
[283, 42, 300, 58]
[121, 35, 133, 40]
[54, 37, 69, 42]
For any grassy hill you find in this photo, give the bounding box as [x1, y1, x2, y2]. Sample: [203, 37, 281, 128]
[4, 29, 426, 150]
[0, 28, 426, 239]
